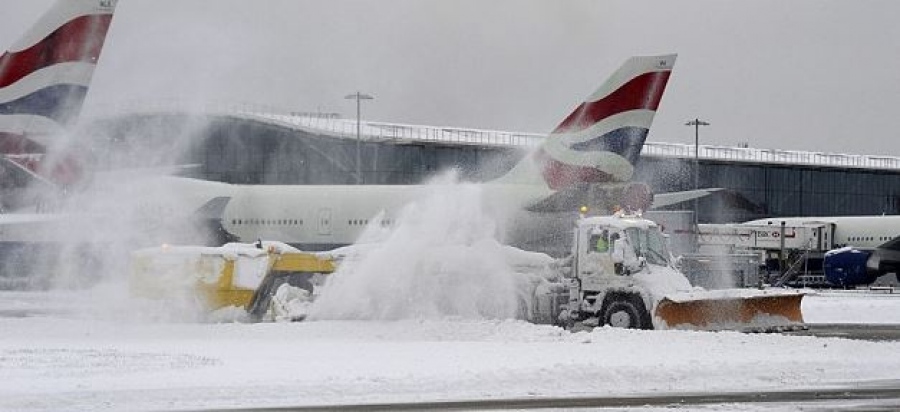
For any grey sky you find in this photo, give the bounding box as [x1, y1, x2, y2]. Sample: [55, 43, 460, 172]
[4, 0, 900, 156]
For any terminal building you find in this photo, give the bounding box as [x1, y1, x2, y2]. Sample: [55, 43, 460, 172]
[84, 106, 900, 225]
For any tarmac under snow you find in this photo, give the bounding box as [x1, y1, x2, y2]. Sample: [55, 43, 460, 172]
[1, 288, 900, 411]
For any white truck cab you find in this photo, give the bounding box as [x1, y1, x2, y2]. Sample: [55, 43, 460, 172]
[558, 214, 694, 329]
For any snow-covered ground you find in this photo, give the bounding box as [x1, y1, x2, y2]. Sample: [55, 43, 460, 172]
[3, 180, 899, 411]
[1, 288, 900, 412]
[802, 289, 900, 324]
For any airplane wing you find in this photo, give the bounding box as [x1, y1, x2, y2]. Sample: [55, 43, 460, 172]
[650, 188, 724, 209]
[524, 186, 724, 213]
[877, 236, 900, 251]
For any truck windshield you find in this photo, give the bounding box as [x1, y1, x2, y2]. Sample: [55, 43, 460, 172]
[624, 227, 671, 266]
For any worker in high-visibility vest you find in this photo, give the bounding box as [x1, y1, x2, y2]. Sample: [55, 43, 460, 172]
[594, 230, 610, 253]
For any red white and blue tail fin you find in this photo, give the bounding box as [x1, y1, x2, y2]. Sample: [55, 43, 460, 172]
[0, 0, 117, 184]
[496, 54, 676, 191]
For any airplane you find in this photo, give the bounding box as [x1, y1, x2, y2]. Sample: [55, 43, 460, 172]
[0, 0, 117, 211]
[137, 53, 699, 253]
[0, 0, 117, 281]
[743, 215, 900, 286]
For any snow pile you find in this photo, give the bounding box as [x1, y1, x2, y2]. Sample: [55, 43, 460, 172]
[803, 290, 900, 324]
[4, 312, 900, 412]
[309, 175, 533, 321]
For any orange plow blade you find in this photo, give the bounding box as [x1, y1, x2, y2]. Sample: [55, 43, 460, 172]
[654, 290, 805, 331]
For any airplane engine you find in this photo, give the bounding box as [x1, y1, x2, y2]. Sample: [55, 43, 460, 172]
[823, 247, 879, 286]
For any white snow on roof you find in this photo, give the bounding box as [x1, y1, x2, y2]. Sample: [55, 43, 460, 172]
[90, 102, 900, 171]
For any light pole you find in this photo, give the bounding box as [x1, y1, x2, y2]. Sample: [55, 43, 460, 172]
[685, 118, 709, 223]
[345, 92, 374, 184]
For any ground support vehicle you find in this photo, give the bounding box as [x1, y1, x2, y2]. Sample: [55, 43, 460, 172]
[129, 241, 334, 320]
[526, 214, 806, 331]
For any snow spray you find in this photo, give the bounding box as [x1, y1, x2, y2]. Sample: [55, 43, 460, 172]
[309, 172, 525, 321]
[7, 111, 220, 322]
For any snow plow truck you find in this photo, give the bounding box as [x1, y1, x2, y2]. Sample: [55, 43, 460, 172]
[525, 213, 806, 331]
[129, 242, 334, 321]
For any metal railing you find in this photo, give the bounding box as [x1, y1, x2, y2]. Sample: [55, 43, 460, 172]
[641, 141, 900, 171]
[85, 99, 900, 171]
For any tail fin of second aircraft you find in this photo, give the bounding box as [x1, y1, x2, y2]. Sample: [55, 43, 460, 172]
[495, 54, 676, 191]
[0, 0, 117, 185]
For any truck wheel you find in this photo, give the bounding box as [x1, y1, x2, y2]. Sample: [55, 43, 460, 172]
[601, 296, 652, 330]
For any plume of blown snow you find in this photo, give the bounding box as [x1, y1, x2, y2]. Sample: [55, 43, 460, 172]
[308, 173, 526, 321]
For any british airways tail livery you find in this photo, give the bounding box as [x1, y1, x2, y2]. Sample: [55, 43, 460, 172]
[0, 0, 117, 185]
[496, 55, 675, 191]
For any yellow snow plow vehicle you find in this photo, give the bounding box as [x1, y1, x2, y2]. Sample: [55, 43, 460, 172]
[129, 242, 335, 320]
[527, 214, 806, 331]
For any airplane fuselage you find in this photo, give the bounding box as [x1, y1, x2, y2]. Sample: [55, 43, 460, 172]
[218, 182, 556, 250]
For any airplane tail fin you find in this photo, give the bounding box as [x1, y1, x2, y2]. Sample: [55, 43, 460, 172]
[495, 54, 676, 191]
[0, 0, 117, 185]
